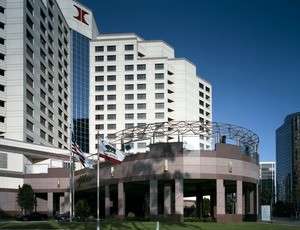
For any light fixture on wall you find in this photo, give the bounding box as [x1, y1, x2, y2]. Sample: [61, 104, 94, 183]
[57, 179, 60, 188]
[111, 166, 114, 177]
[228, 161, 233, 173]
[163, 159, 168, 172]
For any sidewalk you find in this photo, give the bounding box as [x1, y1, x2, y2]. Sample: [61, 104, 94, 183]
[261, 217, 300, 227]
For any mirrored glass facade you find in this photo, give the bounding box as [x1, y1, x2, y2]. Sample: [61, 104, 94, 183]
[71, 31, 90, 152]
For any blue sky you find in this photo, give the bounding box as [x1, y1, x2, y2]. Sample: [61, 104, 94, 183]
[79, 0, 300, 162]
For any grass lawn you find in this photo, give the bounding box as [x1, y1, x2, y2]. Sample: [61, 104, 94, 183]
[0, 221, 299, 230]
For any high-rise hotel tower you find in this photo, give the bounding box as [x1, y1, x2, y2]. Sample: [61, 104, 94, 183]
[90, 34, 212, 154]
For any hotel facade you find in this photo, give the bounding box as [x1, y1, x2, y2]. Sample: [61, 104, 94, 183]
[89, 34, 212, 154]
[0, 0, 261, 223]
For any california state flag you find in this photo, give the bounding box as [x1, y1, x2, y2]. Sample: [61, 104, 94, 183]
[98, 138, 126, 164]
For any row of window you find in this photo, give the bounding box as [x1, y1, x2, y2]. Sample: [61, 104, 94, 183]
[95, 63, 164, 72]
[95, 83, 164, 92]
[95, 44, 134, 52]
[95, 73, 164, 82]
[199, 82, 211, 93]
[95, 93, 164, 103]
[95, 54, 134, 62]
[95, 113, 164, 126]
[26, 117, 68, 142]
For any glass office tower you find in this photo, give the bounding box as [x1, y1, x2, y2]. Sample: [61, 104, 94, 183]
[71, 31, 90, 152]
[57, 0, 99, 153]
[276, 112, 300, 205]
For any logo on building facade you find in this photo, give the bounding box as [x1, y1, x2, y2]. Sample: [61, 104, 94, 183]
[74, 5, 89, 25]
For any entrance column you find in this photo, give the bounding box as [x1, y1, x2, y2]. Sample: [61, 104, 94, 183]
[47, 192, 53, 216]
[64, 192, 70, 213]
[216, 179, 225, 215]
[105, 185, 110, 217]
[118, 182, 125, 218]
[164, 184, 171, 215]
[237, 181, 243, 214]
[150, 180, 158, 215]
[196, 186, 203, 218]
[175, 179, 183, 221]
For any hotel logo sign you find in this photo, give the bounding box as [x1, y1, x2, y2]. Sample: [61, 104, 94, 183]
[74, 5, 89, 25]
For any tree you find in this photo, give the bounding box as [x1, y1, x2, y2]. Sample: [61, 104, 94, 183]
[74, 199, 91, 221]
[17, 184, 34, 214]
[260, 188, 274, 205]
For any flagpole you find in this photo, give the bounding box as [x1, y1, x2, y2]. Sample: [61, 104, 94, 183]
[97, 132, 100, 230]
[69, 138, 73, 222]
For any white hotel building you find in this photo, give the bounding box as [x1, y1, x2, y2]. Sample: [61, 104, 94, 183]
[0, 0, 98, 216]
[90, 34, 212, 154]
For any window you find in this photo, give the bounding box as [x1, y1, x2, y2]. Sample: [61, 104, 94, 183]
[125, 44, 134, 50]
[107, 66, 116, 72]
[107, 114, 116, 120]
[125, 65, 134, 71]
[0, 153, 7, 169]
[155, 93, 164, 99]
[125, 113, 134, 119]
[155, 103, 164, 109]
[95, 46, 104, 52]
[48, 122, 54, 132]
[199, 109, 204, 114]
[95, 85, 104, 91]
[125, 84, 134, 90]
[199, 92, 204, 98]
[26, 104, 34, 117]
[107, 45, 116, 51]
[95, 76, 104, 82]
[95, 95, 104, 101]
[125, 75, 134, 81]
[40, 103, 46, 113]
[107, 55, 116, 61]
[137, 103, 146, 109]
[107, 95, 116, 100]
[95, 56, 104, 62]
[137, 84, 146, 90]
[40, 116, 46, 127]
[0, 100, 4, 107]
[95, 105, 104, 110]
[137, 94, 146, 99]
[95, 124, 104, 130]
[26, 59, 34, 74]
[137, 64, 146, 70]
[199, 100, 204, 106]
[155, 112, 164, 119]
[95, 66, 104, 72]
[107, 124, 116, 129]
[107, 85, 116, 91]
[26, 90, 34, 102]
[125, 54, 134, 60]
[26, 75, 34, 88]
[107, 104, 116, 110]
[138, 142, 146, 149]
[125, 123, 134, 128]
[95, 114, 104, 120]
[155, 73, 164, 79]
[26, 44, 33, 59]
[137, 74, 146, 80]
[155, 63, 164, 70]
[155, 83, 164, 89]
[199, 83, 204, 89]
[26, 119, 34, 131]
[125, 104, 134, 110]
[137, 113, 146, 119]
[125, 94, 134, 100]
[206, 86, 210, 93]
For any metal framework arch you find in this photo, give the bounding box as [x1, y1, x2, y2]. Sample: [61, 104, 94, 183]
[107, 121, 259, 157]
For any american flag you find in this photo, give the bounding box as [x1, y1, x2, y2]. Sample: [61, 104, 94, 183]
[72, 142, 93, 168]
